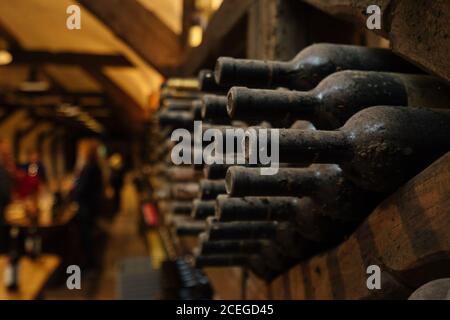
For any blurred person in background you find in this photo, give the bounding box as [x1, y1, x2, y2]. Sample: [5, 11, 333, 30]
[0, 138, 15, 251]
[16, 150, 48, 200]
[71, 139, 103, 269]
[108, 153, 125, 215]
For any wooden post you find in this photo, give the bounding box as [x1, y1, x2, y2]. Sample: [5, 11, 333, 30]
[246, 0, 308, 60]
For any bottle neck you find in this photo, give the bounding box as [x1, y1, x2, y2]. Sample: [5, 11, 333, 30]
[199, 179, 226, 200]
[207, 221, 278, 240]
[215, 56, 292, 89]
[200, 240, 265, 255]
[227, 87, 318, 122]
[192, 200, 215, 220]
[195, 254, 248, 267]
[260, 129, 352, 164]
[201, 95, 229, 123]
[226, 167, 329, 197]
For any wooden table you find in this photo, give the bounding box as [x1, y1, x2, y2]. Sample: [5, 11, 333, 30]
[0, 254, 61, 300]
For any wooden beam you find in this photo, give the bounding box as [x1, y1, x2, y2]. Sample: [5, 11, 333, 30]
[77, 0, 183, 76]
[84, 67, 145, 134]
[302, 0, 450, 83]
[181, 0, 255, 76]
[10, 49, 133, 67]
[267, 152, 450, 300]
[0, 21, 21, 49]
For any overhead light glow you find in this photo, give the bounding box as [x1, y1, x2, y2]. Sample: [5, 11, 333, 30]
[189, 25, 203, 47]
[0, 50, 13, 65]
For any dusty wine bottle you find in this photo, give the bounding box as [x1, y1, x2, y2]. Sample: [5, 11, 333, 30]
[215, 43, 421, 90]
[166, 166, 202, 182]
[191, 200, 216, 220]
[201, 94, 230, 124]
[198, 238, 302, 277]
[199, 239, 269, 255]
[249, 106, 450, 192]
[172, 201, 194, 215]
[158, 110, 194, 128]
[206, 220, 314, 259]
[198, 69, 229, 94]
[216, 195, 355, 243]
[216, 195, 296, 222]
[199, 179, 227, 200]
[228, 71, 450, 129]
[170, 183, 199, 200]
[194, 254, 248, 267]
[176, 221, 206, 236]
[162, 98, 198, 112]
[225, 164, 380, 221]
[203, 163, 232, 180]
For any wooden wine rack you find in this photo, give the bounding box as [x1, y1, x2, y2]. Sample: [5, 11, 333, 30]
[173, 0, 450, 300]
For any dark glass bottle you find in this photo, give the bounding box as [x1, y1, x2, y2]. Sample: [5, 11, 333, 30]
[198, 69, 229, 94]
[228, 71, 450, 129]
[215, 43, 421, 90]
[199, 179, 227, 200]
[176, 222, 206, 236]
[199, 239, 269, 255]
[194, 254, 248, 267]
[225, 164, 380, 221]
[250, 106, 450, 192]
[206, 220, 315, 260]
[191, 200, 216, 220]
[170, 183, 199, 200]
[158, 110, 194, 129]
[171, 201, 193, 215]
[215, 195, 355, 243]
[201, 94, 230, 124]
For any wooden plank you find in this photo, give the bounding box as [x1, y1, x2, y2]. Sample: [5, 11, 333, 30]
[77, 0, 183, 76]
[0, 255, 61, 300]
[276, 152, 450, 300]
[204, 267, 244, 300]
[10, 49, 133, 67]
[246, 270, 269, 300]
[388, 0, 450, 83]
[302, 0, 450, 83]
[182, 0, 255, 75]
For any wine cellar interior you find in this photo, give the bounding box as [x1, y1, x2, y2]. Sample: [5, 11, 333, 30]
[0, 0, 449, 301]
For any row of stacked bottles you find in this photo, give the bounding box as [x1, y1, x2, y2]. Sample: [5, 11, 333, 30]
[147, 43, 450, 282]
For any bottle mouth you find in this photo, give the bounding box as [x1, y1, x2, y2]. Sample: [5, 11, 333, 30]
[198, 69, 213, 92]
[224, 168, 234, 195]
[214, 57, 234, 86]
[227, 86, 254, 119]
[225, 166, 249, 196]
[226, 89, 235, 118]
